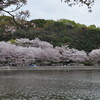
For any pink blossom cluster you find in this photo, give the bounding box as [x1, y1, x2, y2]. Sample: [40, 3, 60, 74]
[89, 49, 100, 64]
[0, 38, 93, 66]
[16, 38, 53, 48]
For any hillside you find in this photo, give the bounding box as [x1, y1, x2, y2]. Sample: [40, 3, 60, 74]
[0, 16, 100, 52]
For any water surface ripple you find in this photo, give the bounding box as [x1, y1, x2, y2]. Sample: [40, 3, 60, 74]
[0, 70, 100, 100]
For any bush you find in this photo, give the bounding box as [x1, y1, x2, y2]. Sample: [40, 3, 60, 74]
[82, 61, 93, 66]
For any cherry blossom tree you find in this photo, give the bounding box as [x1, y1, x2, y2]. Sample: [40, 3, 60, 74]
[0, 40, 60, 66]
[0, 0, 30, 29]
[15, 38, 61, 65]
[34, 48, 61, 65]
[0, 42, 16, 66]
[89, 49, 100, 65]
[0, 39, 89, 67]
[55, 46, 71, 63]
[16, 38, 53, 48]
[0, 42, 35, 66]
[69, 49, 88, 63]
[56, 45, 88, 65]
[61, 0, 94, 12]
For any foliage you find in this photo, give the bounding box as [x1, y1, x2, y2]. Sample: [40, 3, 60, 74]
[58, 19, 78, 29]
[0, 39, 89, 66]
[82, 61, 93, 66]
[8, 39, 16, 44]
[30, 19, 47, 28]
[1, 38, 100, 66]
[0, 0, 94, 29]
[0, 0, 30, 29]
[0, 17, 100, 52]
[89, 49, 100, 64]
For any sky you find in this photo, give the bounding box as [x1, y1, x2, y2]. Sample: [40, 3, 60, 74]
[22, 0, 100, 27]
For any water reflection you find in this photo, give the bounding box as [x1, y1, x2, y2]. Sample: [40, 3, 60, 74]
[0, 70, 100, 100]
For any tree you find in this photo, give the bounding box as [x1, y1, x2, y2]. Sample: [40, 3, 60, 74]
[61, 0, 94, 12]
[56, 46, 88, 64]
[58, 19, 78, 29]
[0, 41, 35, 66]
[16, 38, 53, 48]
[0, 0, 95, 29]
[0, 39, 61, 66]
[69, 49, 88, 63]
[89, 49, 100, 65]
[0, 0, 30, 29]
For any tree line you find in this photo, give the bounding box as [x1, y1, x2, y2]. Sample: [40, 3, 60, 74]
[0, 16, 100, 52]
[0, 38, 100, 66]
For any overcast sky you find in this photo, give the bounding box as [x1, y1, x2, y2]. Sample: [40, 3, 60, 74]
[22, 0, 100, 27]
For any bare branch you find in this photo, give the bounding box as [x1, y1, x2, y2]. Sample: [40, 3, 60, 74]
[0, 0, 29, 29]
[61, 0, 94, 11]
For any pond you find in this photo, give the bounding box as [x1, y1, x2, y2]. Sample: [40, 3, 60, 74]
[0, 70, 100, 100]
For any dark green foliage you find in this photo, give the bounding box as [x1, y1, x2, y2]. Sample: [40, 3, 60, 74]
[67, 27, 100, 52]
[0, 17, 100, 52]
[12, 30, 27, 39]
[82, 61, 93, 66]
[30, 19, 47, 28]
[0, 16, 12, 21]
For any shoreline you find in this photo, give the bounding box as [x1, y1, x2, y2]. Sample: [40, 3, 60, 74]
[0, 66, 100, 71]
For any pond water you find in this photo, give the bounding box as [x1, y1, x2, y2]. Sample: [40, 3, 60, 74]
[0, 70, 100, 100]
